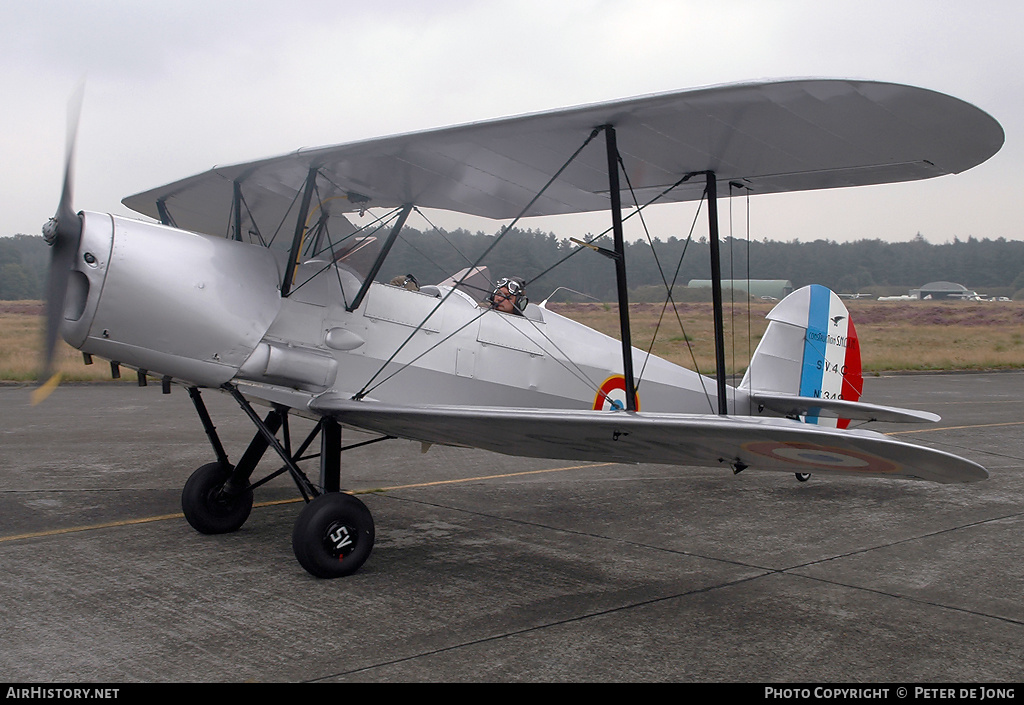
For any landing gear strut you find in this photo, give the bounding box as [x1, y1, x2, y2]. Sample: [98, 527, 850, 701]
[182, 385, 387, 578]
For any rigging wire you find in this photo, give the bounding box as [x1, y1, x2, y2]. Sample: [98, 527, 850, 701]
[612, 156, 715, 411]
[288, 206, 404, 306]
[356, 306, 491, 398]
[491, 306, 612, 403]
[525, 171, 701, 291]
[645, 197, 717, 413]
[353, 127, 604, 400]
[412, 206, 481, 273]
[265, 181, 305, 250]
[744, 185, 753, 393]
[370, 213, 627, 404]
[226, 186, 268, 247]
[290, 203, 401, 282]
[728, 183, 736, 410]
[367, 303, 613, 406]
[722, 180, 755, 411]
[526, 166, 720, 413]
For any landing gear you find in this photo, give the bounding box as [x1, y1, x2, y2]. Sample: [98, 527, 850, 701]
[795, 472, 812, 482]
[183, 385, 389, 578]
[181, 461, 253, 534]
[292, 493, 375, 578]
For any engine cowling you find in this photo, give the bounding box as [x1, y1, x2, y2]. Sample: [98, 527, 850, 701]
[63, 212, 283, 387]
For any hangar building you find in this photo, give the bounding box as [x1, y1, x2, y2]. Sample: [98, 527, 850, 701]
[910, 281, 979, 300]
[687, 279, 794, 300]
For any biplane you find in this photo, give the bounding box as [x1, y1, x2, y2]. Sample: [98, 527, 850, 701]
[40, 79, 1003, 577]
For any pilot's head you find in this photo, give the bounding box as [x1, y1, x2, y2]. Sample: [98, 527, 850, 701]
[488, 276, 527, 314]
[389, 273, 419, 291]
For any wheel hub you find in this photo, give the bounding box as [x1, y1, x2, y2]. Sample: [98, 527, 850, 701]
[322, 521, 358, 561]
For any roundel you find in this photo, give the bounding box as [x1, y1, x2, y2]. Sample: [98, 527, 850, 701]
[743, 441, 899, 474]
[593, 375, 640, 411]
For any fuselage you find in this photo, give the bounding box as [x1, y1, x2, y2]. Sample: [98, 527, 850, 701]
[61, 212, 747, 416]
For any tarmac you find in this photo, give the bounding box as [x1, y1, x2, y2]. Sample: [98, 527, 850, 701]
[1, 372, 1022, 683]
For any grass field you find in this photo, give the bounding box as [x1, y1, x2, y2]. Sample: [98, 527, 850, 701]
[3, 298, 1023, 383]
[547, 299, 1024, 375]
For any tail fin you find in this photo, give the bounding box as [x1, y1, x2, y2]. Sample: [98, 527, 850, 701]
[740, 285, 863, 428]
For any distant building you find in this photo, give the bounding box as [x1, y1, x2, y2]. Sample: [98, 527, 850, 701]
[910, 281, 979, 300]
[687, 279, 793, 300]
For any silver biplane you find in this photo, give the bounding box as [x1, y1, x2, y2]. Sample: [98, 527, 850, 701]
[40, 79, 1003, 577]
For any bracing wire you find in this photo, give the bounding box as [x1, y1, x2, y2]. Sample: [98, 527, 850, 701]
[614, 156, 699, 394]
[525, 170, 699, 290]
[354, 127, 603, 400]
[653, 197, 717, 413]
[492, 305, 610, 402]
[728, 183, 736, 409]
[356, 307, 491, 396]
[226, 187, 268, 247]
[413, 206, 481, 273]
[559, 153, 718, 413]
[266, 182, 305, 250]
[726, 181, 754, 401]
[585, 147, 717, 412]
[288, 205, 404, 303]
[745, 186, 753, 389]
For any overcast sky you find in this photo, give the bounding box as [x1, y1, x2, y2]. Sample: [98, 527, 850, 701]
[1, 0, 1021, 245]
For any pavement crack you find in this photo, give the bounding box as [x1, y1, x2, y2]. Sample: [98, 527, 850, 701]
[308, 571, 769, 682]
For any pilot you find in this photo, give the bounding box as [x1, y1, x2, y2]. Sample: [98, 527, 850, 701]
[485, 276, 528, 315]
[389, 273, 420, 291]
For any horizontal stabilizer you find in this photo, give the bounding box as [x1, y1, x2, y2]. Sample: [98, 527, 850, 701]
[749, 392, 940, 424]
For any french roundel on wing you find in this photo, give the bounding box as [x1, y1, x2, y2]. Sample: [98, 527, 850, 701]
[593, 375, 639, 411]
[743, 441, 899, 475]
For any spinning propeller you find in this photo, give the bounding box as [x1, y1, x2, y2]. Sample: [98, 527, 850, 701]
[34, 87, 85, 403]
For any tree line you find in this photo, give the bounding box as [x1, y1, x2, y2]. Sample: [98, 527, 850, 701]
[4, 229, 1024, 301]
[381, 228, 1024, 302]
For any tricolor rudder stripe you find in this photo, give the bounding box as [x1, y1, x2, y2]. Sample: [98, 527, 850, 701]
[798, 285, 863, 427]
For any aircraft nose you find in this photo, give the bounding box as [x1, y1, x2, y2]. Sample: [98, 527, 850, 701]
[59, 211, 114, 351]
[69, 215, 283, 388]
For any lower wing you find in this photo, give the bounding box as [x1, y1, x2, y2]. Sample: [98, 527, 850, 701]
[310, 396, 986, 484]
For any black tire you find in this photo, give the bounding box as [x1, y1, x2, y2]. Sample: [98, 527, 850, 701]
[181, 462, 253, 534]
[795, 472, 812, 482]
[292, 493, 375, 578]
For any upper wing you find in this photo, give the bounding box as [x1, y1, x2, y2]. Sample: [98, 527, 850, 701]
[309, 396, 987, 484]
[123, 79, 1003, 239]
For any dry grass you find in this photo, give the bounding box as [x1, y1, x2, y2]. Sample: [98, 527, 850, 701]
[548, 301, 772, 375]
[547, 299, 1024, 374]
[844, 300, 1024, 371]
[3, 299, 1023, 382]
[0, 302, 121, 382]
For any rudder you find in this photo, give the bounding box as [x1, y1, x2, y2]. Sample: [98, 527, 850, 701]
[740, 285, 863, 427]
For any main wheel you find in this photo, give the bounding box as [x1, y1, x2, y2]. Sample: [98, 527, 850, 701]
[292, 493, 375, 578]
[181, 462, 254, 534]
[795, 472, 812, 482]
